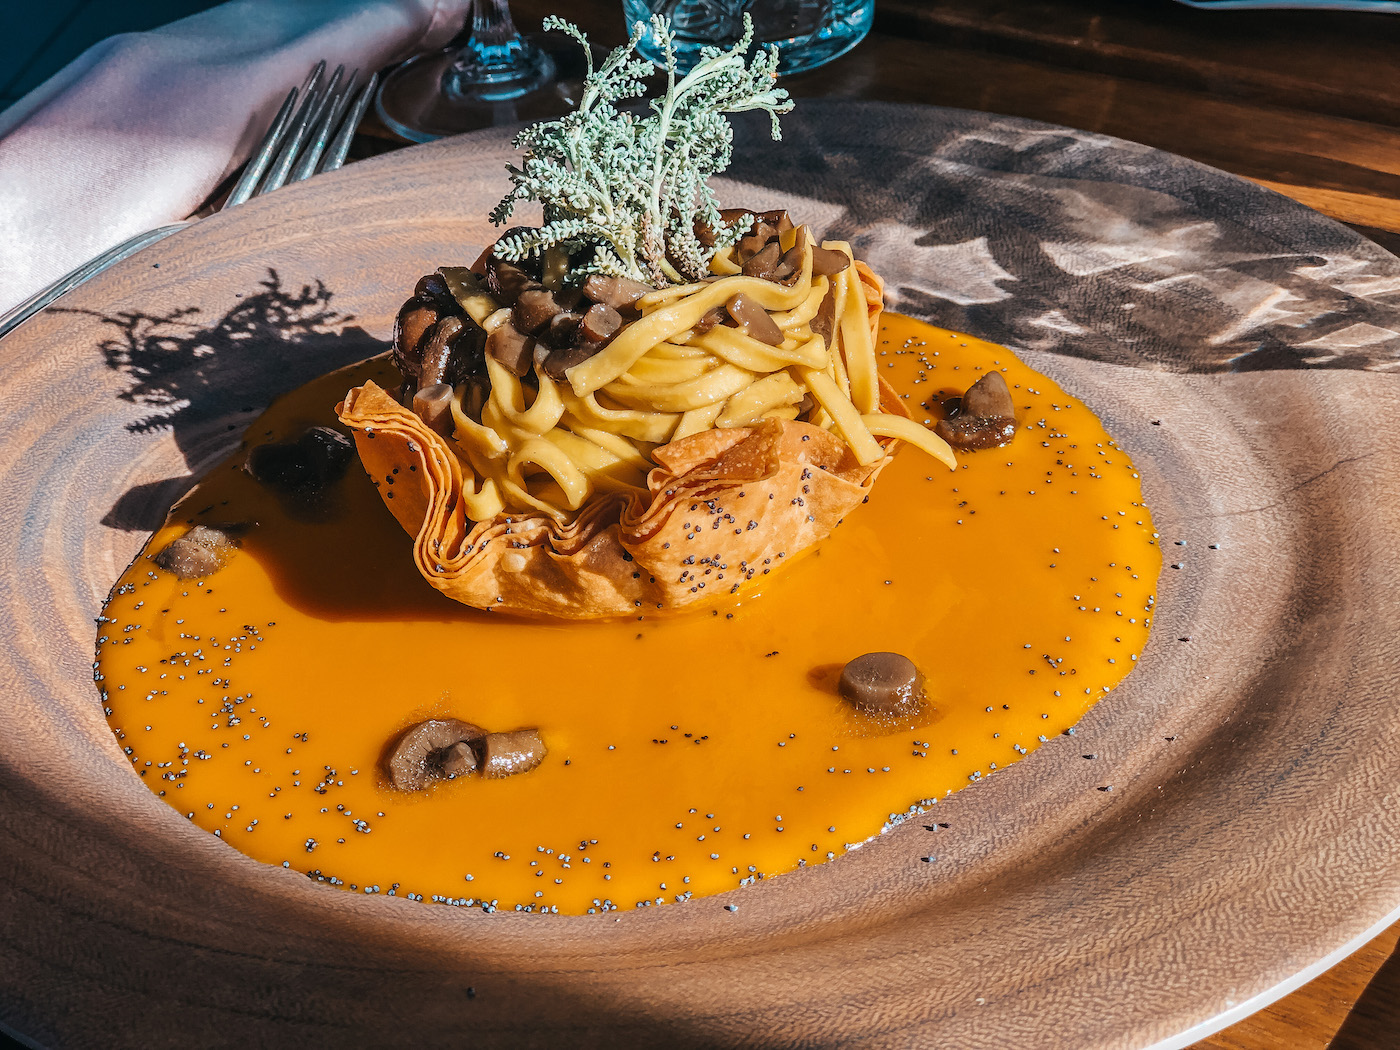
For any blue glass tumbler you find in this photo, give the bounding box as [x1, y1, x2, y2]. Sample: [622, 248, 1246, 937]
[622, 0, 874, 75]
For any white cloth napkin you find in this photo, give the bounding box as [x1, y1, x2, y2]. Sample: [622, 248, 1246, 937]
[0, 0, 471, 314]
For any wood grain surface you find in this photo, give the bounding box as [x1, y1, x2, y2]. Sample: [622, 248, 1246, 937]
[3, 101, 1400, 1049]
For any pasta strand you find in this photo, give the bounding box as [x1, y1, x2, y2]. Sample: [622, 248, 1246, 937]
[861, 413, 958, 470]
[673, 402, 725, 439]
[797, 367, 885, 465]
[716, 371, 805, 429]
[694, 327, 828, 372]
[826, 241, 879, 413]
[607, 362, 757, 413]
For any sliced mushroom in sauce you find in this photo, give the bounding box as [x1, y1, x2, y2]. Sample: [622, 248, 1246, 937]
[809, 244, 850, 278]
[582, 274, 651, 310]
[385, 718, 487, 791]
[754, 209, 795, 234]
[545, 311, 583, 349]
[736, 230, 774, 261]
[459, 376, 490, 424]
[962, 369, 1016, 419]
[154, 524, 242, 580]
[485, 257, 538, 306]
[393, 275, 486, 392]
[540, 341, 602, 381]
[577, 302, 623, 348]
[479, 729, 548, 779]
[394, 302, 440, 370]
[513, 287, 571, 335]
[741, 241, 782, 279]
[485, 322, 537, 377]
[418, 315, 464, 389]
[935, 371, 1018, 451]
[693, 306, 727, 336]
[439, 741, 478, 779]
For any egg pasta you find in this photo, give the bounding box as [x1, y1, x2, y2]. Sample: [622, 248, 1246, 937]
[438, 230, 956, 526]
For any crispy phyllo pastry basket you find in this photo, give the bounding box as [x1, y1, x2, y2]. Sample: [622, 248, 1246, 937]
[339, 221, 955, 619]
[341, 383, 902, 619]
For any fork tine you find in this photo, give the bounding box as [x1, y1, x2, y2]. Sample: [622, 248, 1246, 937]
[310, 64, 346, 127]
[289, 69, 358, 184]
[320, 71, 378, 176]
[224, 84, 299, 210]
[225, 61, 322, 210]
[260, 63, 335, 195]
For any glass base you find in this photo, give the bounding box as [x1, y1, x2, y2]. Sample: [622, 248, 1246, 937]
[445, 39, 555, 105]
[376, 34, 589, 142]
[626, 0, 874, 76]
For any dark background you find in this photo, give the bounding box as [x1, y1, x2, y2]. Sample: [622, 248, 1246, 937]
[0, 1, 223, 111]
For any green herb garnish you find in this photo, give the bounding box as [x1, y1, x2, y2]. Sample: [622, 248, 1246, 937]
[489, 15, 793, 287]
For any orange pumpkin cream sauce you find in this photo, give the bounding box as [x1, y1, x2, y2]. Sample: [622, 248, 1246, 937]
[97, 314, 1159, 914]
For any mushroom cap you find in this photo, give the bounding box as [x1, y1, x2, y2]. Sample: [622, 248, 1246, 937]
[935, 414, 1017, 451]
[962, 370, 1015, 420]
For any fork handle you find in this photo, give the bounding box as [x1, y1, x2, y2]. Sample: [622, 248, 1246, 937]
[0, 220, 195, 341]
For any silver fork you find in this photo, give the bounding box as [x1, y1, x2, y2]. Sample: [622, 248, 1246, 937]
[0, 61, 379, 341]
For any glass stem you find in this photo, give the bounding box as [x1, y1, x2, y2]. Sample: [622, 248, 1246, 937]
[443, 0, 555, 101]
[466, 0, 532, 76]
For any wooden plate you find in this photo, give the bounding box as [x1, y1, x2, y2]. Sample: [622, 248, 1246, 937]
[4, 101, 1400, 1050]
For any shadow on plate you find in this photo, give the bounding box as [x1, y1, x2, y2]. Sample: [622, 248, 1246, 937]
[726, 104, 1400, 373]
[62, 269, 383, 532]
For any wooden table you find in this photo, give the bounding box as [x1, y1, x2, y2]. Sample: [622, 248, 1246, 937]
[507, 2, 1400, 1047]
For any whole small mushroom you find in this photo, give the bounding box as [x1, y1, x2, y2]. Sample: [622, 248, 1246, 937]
[245, 426, 355, 494]
[383, 720, 547, 789]
[417, 316, 465, 389]
[838, 652, 925, 718]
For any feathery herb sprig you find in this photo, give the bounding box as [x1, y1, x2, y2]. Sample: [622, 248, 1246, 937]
[490, 15, 793, 286]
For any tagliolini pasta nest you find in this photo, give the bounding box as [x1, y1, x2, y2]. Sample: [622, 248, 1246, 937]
[338, 229, 956, 619]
